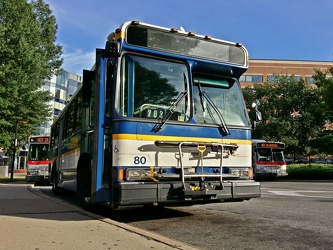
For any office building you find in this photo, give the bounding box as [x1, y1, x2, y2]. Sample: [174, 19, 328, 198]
[37, 70, 82, 135]
[240, 59, 332, 87]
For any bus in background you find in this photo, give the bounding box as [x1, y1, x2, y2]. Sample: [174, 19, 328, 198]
[252, 139, 287, 179]
[49, 21, 261, 209]
[26, 135, 51, 183]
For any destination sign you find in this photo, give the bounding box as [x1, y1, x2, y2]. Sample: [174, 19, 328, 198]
[30, 137, 50, 143]
[257, 143, 284, 149]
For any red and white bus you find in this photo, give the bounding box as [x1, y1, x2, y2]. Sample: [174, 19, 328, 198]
[252, 140, 287, 179]
[25, 135, 51, 183]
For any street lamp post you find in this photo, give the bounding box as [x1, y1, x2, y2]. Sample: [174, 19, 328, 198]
[10, 119, 28, 182]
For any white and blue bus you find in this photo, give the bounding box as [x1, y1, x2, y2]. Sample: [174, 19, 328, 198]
[49, 21, 261, 208]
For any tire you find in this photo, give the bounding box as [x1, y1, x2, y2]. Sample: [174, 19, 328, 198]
[51, 162, 62, 195]
[77, 153, 93, 210]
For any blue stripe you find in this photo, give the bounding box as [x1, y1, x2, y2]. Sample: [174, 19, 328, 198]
[112, 120, 251, 140]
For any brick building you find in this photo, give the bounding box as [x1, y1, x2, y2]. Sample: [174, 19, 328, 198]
[240, 59, 333, 87]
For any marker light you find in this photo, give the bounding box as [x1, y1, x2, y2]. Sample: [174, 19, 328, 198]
[118, 168, 124, 181]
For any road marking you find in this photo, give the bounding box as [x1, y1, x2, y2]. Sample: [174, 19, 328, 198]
[268, 190, 333, 198]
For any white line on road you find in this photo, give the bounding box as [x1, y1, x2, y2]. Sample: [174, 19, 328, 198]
[267, 190, 333, 198]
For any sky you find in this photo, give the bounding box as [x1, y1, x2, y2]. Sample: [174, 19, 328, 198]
[44, 0, 333, 76]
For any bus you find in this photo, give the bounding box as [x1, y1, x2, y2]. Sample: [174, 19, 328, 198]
[252, 139, 287, 179]
[26, 135, 51, 183]
[49, 21, 261, 209]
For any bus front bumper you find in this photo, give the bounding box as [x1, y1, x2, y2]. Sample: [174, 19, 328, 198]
[114, 180, 260, 206]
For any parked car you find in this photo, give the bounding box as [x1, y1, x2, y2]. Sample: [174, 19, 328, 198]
[285, 158, 295, 165]
[294, 158, 309, 164]
[310, 158, 327, 164]
[326, 158, 333, 164]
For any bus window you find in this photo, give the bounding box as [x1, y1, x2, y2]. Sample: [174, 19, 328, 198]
[64, 104, 75, 139]
[117, 54, 190, 121]
[50, 121, 59, 148]
[105, 60, 114, 117]
[193, 75, 249, 126]
[73, 95, 82, 133]
[272, 149, 284, 162]
[257, 148, 271, 161]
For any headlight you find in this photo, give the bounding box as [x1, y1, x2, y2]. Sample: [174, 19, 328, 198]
[126, 168, 151, 180]
[228, 167, 253, 179]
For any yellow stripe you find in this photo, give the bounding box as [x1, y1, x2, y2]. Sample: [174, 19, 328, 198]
[48, 148, 80, 165]
[112, 134, 251, 145]
[62, 147, 80, 157]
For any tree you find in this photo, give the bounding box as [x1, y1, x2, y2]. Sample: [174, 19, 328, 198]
[242, 75, 326, 157]
[313, 67, 333, 120]
[309, 67, 333, 154]
[0, 0, 62, 153]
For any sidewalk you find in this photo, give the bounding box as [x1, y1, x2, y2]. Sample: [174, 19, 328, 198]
[0, 182, 197, 250]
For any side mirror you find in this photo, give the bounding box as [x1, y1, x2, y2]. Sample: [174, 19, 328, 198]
[105, 32, 120, 58]
[251, 102, 262, 129]
[252, 103, 262, 121]
[105, 40, 120, 57]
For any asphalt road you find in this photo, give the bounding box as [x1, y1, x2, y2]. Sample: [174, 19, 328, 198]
[39, 180, 333, 250]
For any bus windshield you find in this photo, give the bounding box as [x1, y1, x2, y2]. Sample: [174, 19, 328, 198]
[117, 54, 190, 121]
[193, 75, 249, 126]
[28, 144, 48, 161]
[256, 148, 285, 162]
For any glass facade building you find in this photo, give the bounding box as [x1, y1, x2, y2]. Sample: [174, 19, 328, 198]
[37, 70, 82, 135]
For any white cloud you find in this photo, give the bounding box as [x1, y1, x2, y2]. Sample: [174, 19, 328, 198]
[62, 49, 95, 76]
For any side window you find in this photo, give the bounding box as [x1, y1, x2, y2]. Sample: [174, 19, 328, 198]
[64, 103, 75, 139]
[90, 80, 95, 127]
[50, 121, 59, 148]
[73, 94, 82, 133]
[82, 70, 95, 129]
[105, 60, 114, 117]
[62, 90, 83, 138]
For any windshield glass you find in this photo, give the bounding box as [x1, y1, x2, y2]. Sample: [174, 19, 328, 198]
[256, 148, 285, 162]
[272, 149, 285, 162]
[28, 144, 48, 161]
[193, 75, 249, 126]
[117, 54, 190, 121]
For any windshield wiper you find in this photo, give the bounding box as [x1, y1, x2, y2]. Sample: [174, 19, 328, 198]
[152, 74, 188, 132]
[198, 81, 205, 112]
[197, 81, 230, 136]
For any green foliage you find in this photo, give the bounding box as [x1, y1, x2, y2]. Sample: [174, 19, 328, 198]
[287, 164, 333, 180]
[0, 0, 62, 153]
[243, 75, 326, 156]
[310, 67, 333, 154]
[313, 67, 333, 120]
[309, 131, 333, 155]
